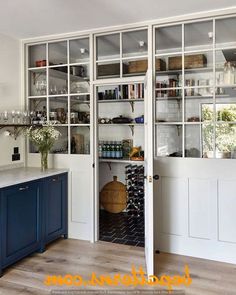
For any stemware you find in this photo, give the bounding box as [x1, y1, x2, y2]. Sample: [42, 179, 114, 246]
[11, 110, 16, 124]
[3, 111, 8, 123]
[16, 110, 21, 124]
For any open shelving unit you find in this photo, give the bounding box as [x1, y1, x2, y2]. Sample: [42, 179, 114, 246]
[26, 37, 92, 155]
[154, 20, 236, 159]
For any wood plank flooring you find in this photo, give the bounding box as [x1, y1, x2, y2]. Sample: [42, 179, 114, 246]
[0, 238, 236, 294]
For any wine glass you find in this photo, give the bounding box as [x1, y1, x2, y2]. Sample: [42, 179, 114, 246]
[16, 110, 21, 124]
[3, 111, 8, 123]
[11, 110, 16, 124]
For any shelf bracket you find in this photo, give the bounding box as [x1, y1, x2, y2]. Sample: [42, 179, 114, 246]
[176, 125, 181, 136]
[129, 125, 134, 136]
[129, 101, 135, 112]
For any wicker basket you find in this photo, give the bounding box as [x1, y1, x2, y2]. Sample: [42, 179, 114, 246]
[100, 176, 127, 213]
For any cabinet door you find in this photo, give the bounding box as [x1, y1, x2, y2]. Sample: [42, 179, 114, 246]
[1, 182, 41, 266]
[44, 174, 68, 243]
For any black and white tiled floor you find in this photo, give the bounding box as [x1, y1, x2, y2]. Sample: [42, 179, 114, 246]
[99, 210, 145, 247]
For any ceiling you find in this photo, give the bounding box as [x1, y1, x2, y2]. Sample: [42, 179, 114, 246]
[0, 0, 236, 40]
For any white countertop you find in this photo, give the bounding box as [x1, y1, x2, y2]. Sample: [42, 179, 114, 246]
[0, 167, 69, 188]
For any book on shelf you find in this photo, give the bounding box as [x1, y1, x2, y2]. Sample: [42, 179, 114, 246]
[122, 83, 144, 99]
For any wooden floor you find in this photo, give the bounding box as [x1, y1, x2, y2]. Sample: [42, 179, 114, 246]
[0, 239, 236, 294]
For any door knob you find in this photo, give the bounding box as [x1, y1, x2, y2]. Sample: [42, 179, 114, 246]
[153, 175, 159, 180]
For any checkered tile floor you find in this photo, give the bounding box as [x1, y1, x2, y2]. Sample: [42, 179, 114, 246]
[99, 210, 144, 247]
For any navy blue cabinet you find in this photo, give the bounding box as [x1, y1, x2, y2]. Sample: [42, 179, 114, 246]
[0, 172, 68, 276]
[43, 173, 68, 246]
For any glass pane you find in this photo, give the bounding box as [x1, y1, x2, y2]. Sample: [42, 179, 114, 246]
[48, 41, 67, 65]
[156, 55, 182, 89]
[155, 25, 182, 54]
[69, 38, 89, 63]
[216, 17, 236, 48]
[71, 127, 90, 154]
[202, 123, 214, 158]
[69, 65, 90, 94]
[156, 124, 182, 157]
[216, 123, 236, 158]
[49, 67, 68, 95]
[184, 21, 213, 51]
[70, 99, 90, 124]
[97, 61, 120, 79]
[184, 52, 213, 87]
[123, 59, 147, 77]
[122, 30, 147, 58]
[29, 44, 46, 68]
[97, 83, 144, 101]
[29, 69, 47, 97]
[216, 49, 236, 86]
[48, 96, 68, 124]
[29, 126, 68, 154]
[96, 33, 120, 61]
[29, 97, 47, 124]
[52, 127, 68, 154]
[185, 125, 202, 158]
[185, 91, 213, 122]
[156, 98, 182, 123]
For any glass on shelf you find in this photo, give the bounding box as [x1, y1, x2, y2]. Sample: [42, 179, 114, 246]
[216, 17, 236, 49]
[184, 21, 213, 51]
[29, 69, 47, 97]
[49, 96, 68, 124]
[28, 44, 46, 68]
[97, 60, 120, 79]
[155, 124, 182, 157]
[96, 33, 120, 61]
[156, 98, 182, 123]
[48, 41, 67, 66]
[49, 67, 68, 95]
[69, 38, 89, 64]
[215, 49, 236, 86]
[70, 127, 90, 154]
[185, 125, 203, 158]
[184, 51, 213, 87]
[155, 25, 182, 55]
[122, 29, 148, 58]
[215, 123, 236, 159]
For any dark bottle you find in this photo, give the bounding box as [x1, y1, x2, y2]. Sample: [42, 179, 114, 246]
[71, 136, 77, 154]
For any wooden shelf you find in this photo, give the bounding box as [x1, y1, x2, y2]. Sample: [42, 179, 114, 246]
[98, 98, 144, 103]
[99, 158, 145, 164]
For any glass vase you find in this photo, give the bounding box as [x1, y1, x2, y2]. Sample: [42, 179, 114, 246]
[40, 151, 48, 171]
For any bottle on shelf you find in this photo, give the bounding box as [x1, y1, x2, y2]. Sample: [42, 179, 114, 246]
[71, 136, 77, 154]
[98, 141, 103, 158]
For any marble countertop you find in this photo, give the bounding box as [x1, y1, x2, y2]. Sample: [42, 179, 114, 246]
[0, 167, 69, 188]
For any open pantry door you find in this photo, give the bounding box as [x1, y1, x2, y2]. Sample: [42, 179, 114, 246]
[144, 70, 156, 277]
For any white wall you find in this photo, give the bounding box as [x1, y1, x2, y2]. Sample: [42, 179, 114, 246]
[0, 33, 23, 167]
